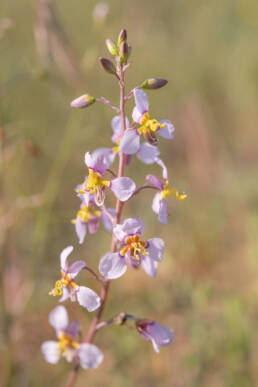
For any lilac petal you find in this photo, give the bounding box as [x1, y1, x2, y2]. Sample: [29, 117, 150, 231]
[141, 255, 158, 277]
[134, 88, 149, 115]
[132, 106, 142, 123]
[136, 142, 160, 164]
[111, 116, 129, 143]
[158, 199, 168, 224]
[155, 158, 168, 180]
[101, 208, 116, 232]
[75, 218, 87, 244]
[110, 177, 136, 201]
[147, 238, 165, 262]
[65, 320, 80, 338]
[48, 305, 69, 335]
[60, 246, 74, 271]
[93, 147, 116, 168]
[78, 343, 103, 369]
[99, 252, 127, 279]
[85, 152, 107, 175]
[68, 260, 86, 279]
[146, 174, 164, 190]
[41, 341, 59, 364]
[77, 286, 101, 312]
[113, 217, 145, 242]
[88, 218, 99, 234]
[59, 287, 70, 303]
[158, 119, 175, 139]
[152, 192, 162, 214]
[148, 322, 174, 347]
[124, 154, 132, 165]
[120, 129, 140, 154]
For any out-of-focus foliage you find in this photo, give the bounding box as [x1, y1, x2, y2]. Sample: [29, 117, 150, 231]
[0, 0, 257, 386]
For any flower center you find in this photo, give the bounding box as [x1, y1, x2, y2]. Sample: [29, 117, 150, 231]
[161, 181, 187, 200]
[72, 205, 101, 224]
[49, 271, 78, 297]
[120, 235, 147, 260]
[78, 169, 110, 195]
[58, 332, 80, 356]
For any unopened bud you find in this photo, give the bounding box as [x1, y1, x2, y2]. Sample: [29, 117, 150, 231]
[119, 42, 128, 64]
[70, 94, 96, 109]
[118, 28, 127, 46]
[99, 57, 117, 75]
[106, 39, 118, 56]
[141, 78, 168, 90]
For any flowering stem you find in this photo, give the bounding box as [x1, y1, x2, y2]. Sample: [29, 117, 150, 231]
[65, 62, 127, 387]
[131, 184, 159, 198]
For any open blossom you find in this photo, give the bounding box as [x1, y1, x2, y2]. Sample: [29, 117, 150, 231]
[49, 246, 100, 312]
[99, 217, 164, 279]
[77, 151, 135, 206]
[147, 163, 187, 224]
[136, 319, 174, 353]
[41, 305, 103, 369]
[120, 89, 175, 154]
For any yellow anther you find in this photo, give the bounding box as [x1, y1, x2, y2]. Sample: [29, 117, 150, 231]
[161, 181, 187, 201]
[120, 235, 147, 260]
[49, 271, 79, 298]
[58, 332, 80, 356]
[78, 169, 110, 195]
[72, 205, 101, 224]
[138, 112, 165, 135]
[49, 280, 63, 296]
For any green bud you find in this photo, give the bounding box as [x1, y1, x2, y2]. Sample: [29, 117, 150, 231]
[119, 42, 128, 64]
[141, 78, 168, 90]
[99, 57, 117, 75]
[106, 39, 118, 56]
[70, 94, 96, 108]
[118, 28, 127, 47]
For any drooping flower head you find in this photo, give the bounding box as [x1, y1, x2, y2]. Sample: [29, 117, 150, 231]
[49, 246, 101, 312]
[120, 89, 175, 155]
[99, 217, 165, 279]
[147, 159, 187, 224]
[41, 305, 103, 369]
[77, 151, 136, 206]
[136, 319, 174, 353]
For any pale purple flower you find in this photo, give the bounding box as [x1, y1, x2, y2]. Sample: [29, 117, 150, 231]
[72, 197, 101, 244]
[77, 151, 135, 206]
[99, 218, 164, 279]
[41, 305, 103, 368]
[136, 319, 174, 353]
[49, 246, 101, 312]
[146, 168, 187, 224]
[120, 89, 175, 154]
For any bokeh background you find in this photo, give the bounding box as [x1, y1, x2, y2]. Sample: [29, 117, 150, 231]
[1, 0, 258, 386]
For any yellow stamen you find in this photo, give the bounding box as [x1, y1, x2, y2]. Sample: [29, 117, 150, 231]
[138, 112, 166, 135]
[78, 169, 110, 195]
[49, 270, 79, 297]
[161, 181, 187, 200]
[58, 332, 80, 356]
[120, 235, 147, 260]
[72, 205, 101, 224]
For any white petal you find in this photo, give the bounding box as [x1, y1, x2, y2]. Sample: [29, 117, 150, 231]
[136, 142, 160, 164]
[41, 341, 60, 364]
[134, 89, 149, 114]
[77, 286, 101, 312]
[152, 192, 162, 215]
[158, 119, 175, 139]
[99, 252, 127, 279]
[79, 343, 103, 369]
[132, 107, 142, 123]
[110, 177, 136, 201]
[60, 246, 74, 271]
[141, 255, 158, 277]
[48, 305, 69, 334]
[147, 238, 165, 262]
[120, 129, 140, 154]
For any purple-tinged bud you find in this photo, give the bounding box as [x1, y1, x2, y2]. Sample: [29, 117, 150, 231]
[141, 78, 168, 90]
[117, 29, 127, 47]
[136, 319, 174, 353]
[99, 57, 117, 75]
[106, 39, 118, 56]
[70, 94, 96, 109]
[119, 42, 128, 64]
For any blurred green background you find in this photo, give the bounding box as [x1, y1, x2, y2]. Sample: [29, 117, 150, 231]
[1, 0, 258, 386]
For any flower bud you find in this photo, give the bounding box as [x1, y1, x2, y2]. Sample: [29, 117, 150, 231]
[106, 39, 118, 56]
[119, 42, 128, 64]
[117, 28, 127, 47]
[99, 57, 117, 75]
[141, 78, 168, 90]
[70, 94, 96, 109]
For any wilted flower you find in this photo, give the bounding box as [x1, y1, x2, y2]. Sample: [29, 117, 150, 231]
[99, 217, 164, 279]
[120, 89, 174, 154]
[49, 246, 101, 312]
[136, 319, 174, 353]
[41, 305, 103, 368]
[77, 151, 136, 206]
